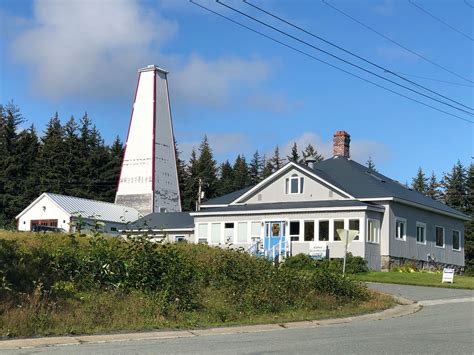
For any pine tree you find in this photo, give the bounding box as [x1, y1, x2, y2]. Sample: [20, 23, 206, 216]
[412, 167, 428, 194]
[182, 148, 199, 211]
[174, 139, 187, 209]
[300, 143, 324, 164]
[426, 171, 441, 200]
[287, 142, 300, 162]
[441, 161, 467, 212]
[262, 157, 273, 179]
[233, 155, 250, 190]
[63, 116, 81, 196]
[270, 145, 285, 171]
[101, 136, 124, 202]
[217, 160, 234, 196]
[196, 135, 218, 201]
[366, 156, 377, 172]
[249, 150, 263, 185]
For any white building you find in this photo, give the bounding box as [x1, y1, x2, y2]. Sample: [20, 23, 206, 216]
[16, 193, 141, 235]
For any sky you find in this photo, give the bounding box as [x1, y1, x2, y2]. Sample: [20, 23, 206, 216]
[1, 0, 473, 185]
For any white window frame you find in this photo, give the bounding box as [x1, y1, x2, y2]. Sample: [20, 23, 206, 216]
[435, 226, 445, 248]
[348, 218, 361, 241]
[416, 222, 426, 245]
[286, 174, 304, 194]
[395, 217, 407, 241]
[318, 219, 330, 242]
[452, 229, 461, 251]
[333, 219, 345, 242]
[367, 219, 380, 244]
[289, 220, 301, 242]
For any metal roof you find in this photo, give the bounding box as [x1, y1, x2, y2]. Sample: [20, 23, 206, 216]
[127, 212, 194, 230]
[201, 186, 253, 206]
[45, 193, 142, 223]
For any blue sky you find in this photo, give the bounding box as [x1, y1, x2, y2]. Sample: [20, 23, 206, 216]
[1, 0, 472, 185]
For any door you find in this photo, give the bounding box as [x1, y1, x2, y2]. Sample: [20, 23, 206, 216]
[264, 221, 284, 253]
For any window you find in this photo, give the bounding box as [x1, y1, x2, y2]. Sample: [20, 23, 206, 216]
[250, 222, 261, 238]
[175, 236, 186, 243]
[304, 221, 314, 241]
[333, 220, 344, 241]
[435, 226, 444, 248]
[318, 220, 329, 241]
[290, 221, 300, 241]
[110, 227, 118, 232]
[395, 218, 406, 240]
[452, 230, 460, 251]
[416, 222, 426, 244]
[286, 174, 304, 194]
[211, 223, 221, 244]
[237, 222, 248, 243]
[198, 223, 208, 242]
[349, 219, 360, 240]
[367, 219, 380, 243]
[225, 222, 234, 229]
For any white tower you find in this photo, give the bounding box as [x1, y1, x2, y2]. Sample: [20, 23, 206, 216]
[115, 65, 181, 215]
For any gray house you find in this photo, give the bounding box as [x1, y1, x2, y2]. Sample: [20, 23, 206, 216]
[190, 131, 468, 271]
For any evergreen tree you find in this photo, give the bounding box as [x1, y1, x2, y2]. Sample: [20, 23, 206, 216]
[217, 160, 234, 196]
[183, 148, 199, 211]
[270, 145, 285, 171]
[101, 136, 124, 202]
[63, 116, 81, 196]
[196, 135, 218, 201]
[300, 143, 324, 164]
[174, 139, 187, 209]
[262, 156, 273, 179]
[287, 142, 300, 162]
[411, 167, 428, 194]
[366, 156, 377, 172]
[233, 155, 250, 190]
[441, 161, 467, 212]
[249, 150, 263, 185]
[426, 171, 441, 200]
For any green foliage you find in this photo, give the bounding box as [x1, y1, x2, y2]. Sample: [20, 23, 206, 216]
[411, 167, 428, 194]
[282, 253, 369, 275]
[300, 143, 324, 164]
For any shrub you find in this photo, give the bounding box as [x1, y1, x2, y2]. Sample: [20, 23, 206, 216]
[283, 253, 369, 274]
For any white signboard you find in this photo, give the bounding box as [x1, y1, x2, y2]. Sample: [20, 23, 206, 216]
[310, 245, 326, 260]
[442, 268, 454, 283]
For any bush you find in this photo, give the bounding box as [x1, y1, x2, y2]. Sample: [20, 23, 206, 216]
[283, 253, 369, 274]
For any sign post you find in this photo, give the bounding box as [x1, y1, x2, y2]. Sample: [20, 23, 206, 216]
[338, 229, 358, 277]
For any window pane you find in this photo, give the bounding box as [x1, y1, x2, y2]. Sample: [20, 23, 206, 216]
[436, 227, 444, 247]
[225, 222, 234, 229]
[416, 225, 425, 243]
[198, 223, 208, 239]
[237, 222, 248, 243]
[334, 220, 344, 241]
[453, 231, 460, 250]
[319, 220, 329, 241]
[349, 219, 360, 240]
[251, 222, 260, 237]
[289, 221, 300, 236]
[304, 221, 314, 241]
[211, 223, 221, 244]
[291, 178, 299, 193]
[396, 220, 405, 239]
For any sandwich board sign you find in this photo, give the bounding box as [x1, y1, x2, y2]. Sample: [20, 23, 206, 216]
[442, 268, 454, 283]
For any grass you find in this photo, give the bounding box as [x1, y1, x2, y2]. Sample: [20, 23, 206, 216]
[354, 271, 474, 290]
[0, 289, 394, 338]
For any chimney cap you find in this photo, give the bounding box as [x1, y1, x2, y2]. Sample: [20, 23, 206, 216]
[139, 65, 169, 74]
[334, 130, 350, 137]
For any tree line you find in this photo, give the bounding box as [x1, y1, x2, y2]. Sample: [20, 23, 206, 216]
[0, 101, 472, 271]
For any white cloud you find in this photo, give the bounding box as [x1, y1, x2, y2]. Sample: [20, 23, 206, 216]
[12, 0, 177, 100]
[170, 54, 271, 109]
[9, 0, 279, 111]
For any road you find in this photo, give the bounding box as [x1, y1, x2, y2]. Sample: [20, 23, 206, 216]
[3, 283, 473, 354]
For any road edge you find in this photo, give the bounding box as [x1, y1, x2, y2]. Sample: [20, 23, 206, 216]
[0, 296, 421, 350]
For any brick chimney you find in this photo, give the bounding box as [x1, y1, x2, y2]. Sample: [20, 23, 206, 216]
[333, 130, 350, 158]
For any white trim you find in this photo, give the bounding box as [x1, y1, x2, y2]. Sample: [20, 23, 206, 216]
[126, 227, 194, 232]
[395, 217, 407, 241]
[452, 229, 461, 251]
[191, 205, 383, 217]
[416, 221, 427, 245]
[367, 218, 380, 244]
[200, 204, 230, 208]
[231, 162, 354, 204]
[15, 193, 70, 220]
[359, 197, 468, 221]
[435, 225, 445, 248]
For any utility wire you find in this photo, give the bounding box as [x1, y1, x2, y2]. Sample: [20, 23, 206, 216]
[321, 0, 474, 84]
[465, 0, 474, 10]
[392, 71, 474, 87]
[217, 0, 474, 116]
[408, 0, 474, 41]
[244, 0, 473, 112]
[189, 1, 473, 123]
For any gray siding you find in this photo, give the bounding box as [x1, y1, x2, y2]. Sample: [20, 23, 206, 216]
[242, 168, 345, 204]
[388, 202, 465, 266]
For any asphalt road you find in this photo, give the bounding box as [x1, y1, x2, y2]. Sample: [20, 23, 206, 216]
[4, 283, 474, 355]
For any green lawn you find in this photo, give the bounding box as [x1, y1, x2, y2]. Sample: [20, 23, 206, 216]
[354, 272, 474, 290]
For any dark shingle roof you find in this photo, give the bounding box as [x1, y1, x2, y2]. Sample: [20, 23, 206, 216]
[309, 157, 467, 218]
[128, 212, 194, 230]
[200, 200, 377, 213]
[201, 186, 253, 206]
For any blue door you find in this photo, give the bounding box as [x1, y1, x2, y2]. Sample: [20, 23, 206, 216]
[264, 221, 284, 256]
